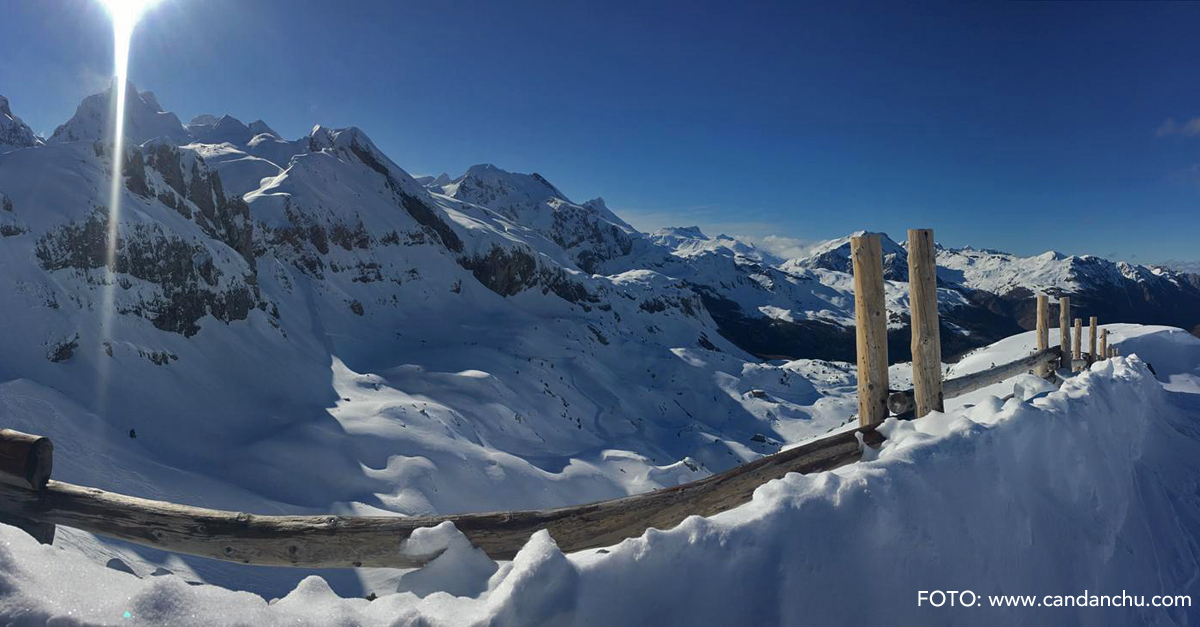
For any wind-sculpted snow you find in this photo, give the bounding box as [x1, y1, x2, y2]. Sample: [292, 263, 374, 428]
[3, 329, 1199, 625]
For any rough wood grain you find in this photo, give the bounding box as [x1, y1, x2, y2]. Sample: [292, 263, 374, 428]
[1089, 317, 1098, 363]
[907, 229, 943, 417]
[1059, 297, 1071, 369]
[1036, 294, 1051, 377]
[851, 234, 889, 425]
[1073, 318, 1083, 369]
[0, 428, 53, 490]
[1100, 329, 1108, 360]
[0, 426, 885, 568]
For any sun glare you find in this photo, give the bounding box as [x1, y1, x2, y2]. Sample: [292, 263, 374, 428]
[98, 0, 158, 31]
[96, 0, 158, 414]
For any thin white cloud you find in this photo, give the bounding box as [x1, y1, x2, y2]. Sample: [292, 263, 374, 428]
[737, 234, 819, 260]
[1155, 117, 1200, 138]
[616, 205, 823, 261]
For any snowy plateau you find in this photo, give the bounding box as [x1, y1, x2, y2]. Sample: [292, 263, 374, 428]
[1, 86, 1200, 625]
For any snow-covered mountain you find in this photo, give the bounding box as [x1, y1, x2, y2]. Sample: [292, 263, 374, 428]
[3, 87, 873, 597]
[786, 232, 1200, 339]
[429, 164, 642, 275]
[2, 85, 1200, 600]
[0, 94, 43, 154]
[49, 82, 191, 145]
[782, 230, 910, 280]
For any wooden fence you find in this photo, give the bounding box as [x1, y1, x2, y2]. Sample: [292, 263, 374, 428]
[0, 228, 1115, 569]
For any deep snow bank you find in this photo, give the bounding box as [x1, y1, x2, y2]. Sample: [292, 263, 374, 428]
[3, 325, 1200, 626]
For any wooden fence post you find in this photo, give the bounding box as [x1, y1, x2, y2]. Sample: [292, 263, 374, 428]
[1100, 328, 1108, 360]
[1036, 294, 1050, 377]
[1073, 318, 1083, 370]
[907, 229, 943, 417]
[1089, 317, 1098, 362]
[1059, 297, 1071, 370]
[852, 234, 889, 426]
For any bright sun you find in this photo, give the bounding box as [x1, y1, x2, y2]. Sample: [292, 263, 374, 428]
[98, 0, 158, 33]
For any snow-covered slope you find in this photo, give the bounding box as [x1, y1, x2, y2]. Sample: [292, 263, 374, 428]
[0, 95, 42, 154]
[3, 326, 1198, 625]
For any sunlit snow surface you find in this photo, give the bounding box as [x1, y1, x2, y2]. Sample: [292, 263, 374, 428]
[2, 325, 1199, 625]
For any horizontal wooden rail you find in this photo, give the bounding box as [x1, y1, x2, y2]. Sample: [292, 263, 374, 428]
[888, 346, 1061, 416]
[0, 426, 884, 569]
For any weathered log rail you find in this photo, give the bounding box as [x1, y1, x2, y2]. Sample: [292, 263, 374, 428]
[0, 227, 1119, 571]
[887, 346, 1062, 416]
[0, 425, 883, 568]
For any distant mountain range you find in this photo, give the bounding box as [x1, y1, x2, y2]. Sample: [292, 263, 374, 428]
[2, 84, 1197, 371]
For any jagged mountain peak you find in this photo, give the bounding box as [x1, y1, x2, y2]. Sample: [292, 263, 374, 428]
[139, 91, 164, 112]
[308, 124, 369, 150]
[651, 226, 709, 245]
[415, 172, 451, 187]
[187, 114, 254, 145]
[441, 163, 568, 209]
[785, 231, 909, 280]
[48, 80, 190, 145]
[0, 95, 15, 118]
[301, 124, 433, 202]
[247, 119, 278, 138]
[649, 226, 775, 263]
[0, 94, 44, 154]
[187, 113, 220, 127]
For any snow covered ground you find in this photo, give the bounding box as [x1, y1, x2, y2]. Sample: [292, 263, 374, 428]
[3, 324, 1199, 625]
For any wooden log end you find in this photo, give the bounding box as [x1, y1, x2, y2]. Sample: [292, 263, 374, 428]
[0, 429, 54, 491]
[887, 390, 915, 416]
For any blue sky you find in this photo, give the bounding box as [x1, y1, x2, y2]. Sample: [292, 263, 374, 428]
[2, 0, 1198, 263]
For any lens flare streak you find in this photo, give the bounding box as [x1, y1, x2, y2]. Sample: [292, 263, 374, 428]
[96, 0, 156, 413]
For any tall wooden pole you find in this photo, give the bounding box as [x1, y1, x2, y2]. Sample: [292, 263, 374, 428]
[852, 234, 889, 426]
[1073, 318, 1083, 370]
[907, 229, 943, 417]
[1059, 297, 1071, 370]
[1100, 329, 1108, 359]
[1089, 317, 1098, 362]
[1036, 294, 1050, 376]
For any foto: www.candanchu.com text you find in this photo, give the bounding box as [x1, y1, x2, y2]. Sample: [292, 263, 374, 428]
[918, 590, 1191, 608]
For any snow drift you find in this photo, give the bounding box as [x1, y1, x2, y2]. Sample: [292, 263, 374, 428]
[3, 325, 1199, 626]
